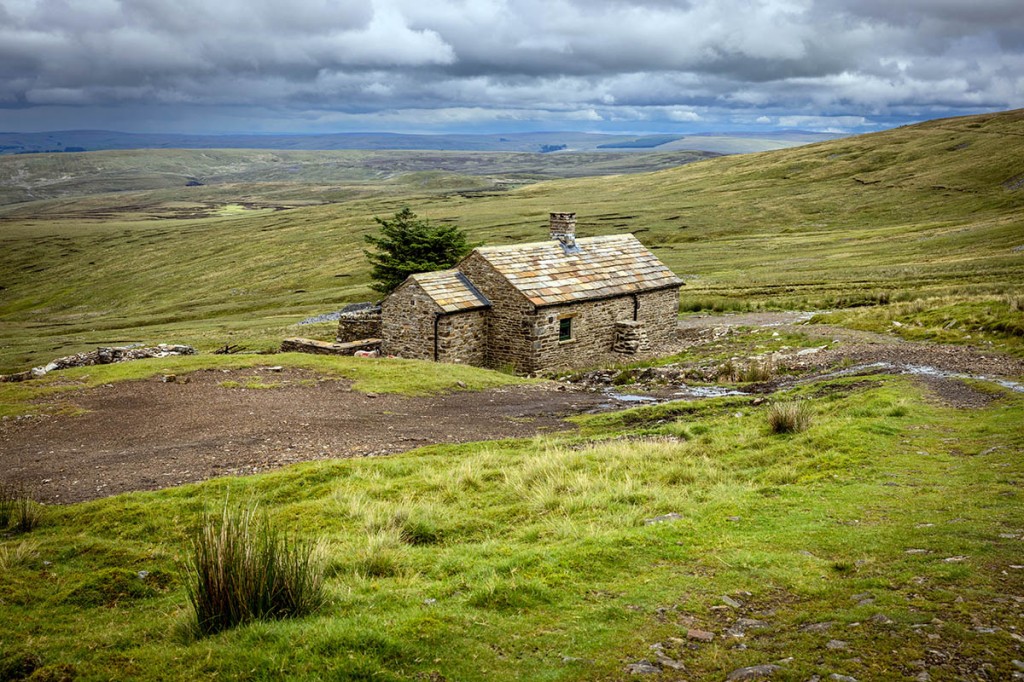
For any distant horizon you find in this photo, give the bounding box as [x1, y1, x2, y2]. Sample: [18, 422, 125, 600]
[0, 127, 859, 137]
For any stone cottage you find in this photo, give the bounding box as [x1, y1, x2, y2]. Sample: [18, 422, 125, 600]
[374, 213, 683, 372]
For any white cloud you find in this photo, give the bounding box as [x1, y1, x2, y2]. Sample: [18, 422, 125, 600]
[667, 109, 702, 122]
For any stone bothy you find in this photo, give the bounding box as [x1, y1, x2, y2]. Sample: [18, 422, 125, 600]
[380, 212, 683, 372]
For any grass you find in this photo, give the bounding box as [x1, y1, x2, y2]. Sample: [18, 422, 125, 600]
[813, 295, 1024, 357]
[0, 376, 1022, 679]
[0, 482, 16, 527]
[186, 504, 325, 636]
[1, 110, 1022, 372]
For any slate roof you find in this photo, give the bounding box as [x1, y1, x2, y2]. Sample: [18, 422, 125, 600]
[409, 269, 491, 313]
[472, 234, 683, 307]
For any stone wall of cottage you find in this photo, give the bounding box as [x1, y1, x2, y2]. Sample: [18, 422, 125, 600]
[458, 252, 538, 372]
[635, 287, 680, 345]
[533, 296, 634, 369]
[380, 281, 440, 361]
[532, 287, 680, 370]
[437, 311, 487, 365]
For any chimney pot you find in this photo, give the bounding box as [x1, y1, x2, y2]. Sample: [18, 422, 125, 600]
[549, 212, 577, 244]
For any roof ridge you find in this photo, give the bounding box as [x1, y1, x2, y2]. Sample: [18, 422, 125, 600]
[455, 271, 491, 307]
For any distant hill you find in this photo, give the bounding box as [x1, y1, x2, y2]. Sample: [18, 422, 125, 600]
[0, 129, 843, 156]
[0, 148, 721, 206]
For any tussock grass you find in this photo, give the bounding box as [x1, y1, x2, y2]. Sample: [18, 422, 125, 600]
[185, 504, 325, 636]
[718, 358, 776, 383]
[767, 401, 812, 434]
[0, 482, 16, 528]
[0, 540, 37, 571]
[0, 483, 41, 533]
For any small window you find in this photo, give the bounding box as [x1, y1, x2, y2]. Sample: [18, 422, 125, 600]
[558, 317, 573, 342]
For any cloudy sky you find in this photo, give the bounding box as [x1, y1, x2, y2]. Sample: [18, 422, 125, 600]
[1, 0, 1022, 135]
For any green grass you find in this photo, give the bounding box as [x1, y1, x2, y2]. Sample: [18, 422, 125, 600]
[813, 295, 1024, 357]
[0, 352, 531, 417]
[1, 376, 1022, 679]
[1, 109, 1022, 372]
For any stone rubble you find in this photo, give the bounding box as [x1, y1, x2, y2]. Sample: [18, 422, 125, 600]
[726, 663, 781, 680]
[0, 344, 196, 382]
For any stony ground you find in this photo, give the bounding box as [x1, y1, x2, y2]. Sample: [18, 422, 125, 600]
[0, 369, 607, 503]
[3, 313, 1022, 504]
[680, 311, 1024, 379]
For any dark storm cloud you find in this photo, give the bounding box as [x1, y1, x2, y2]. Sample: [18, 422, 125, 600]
[0, 0, 1020, 132]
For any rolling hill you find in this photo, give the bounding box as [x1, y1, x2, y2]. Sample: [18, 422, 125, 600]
[0, 129, 841, 156]
[0, 108, 1021, 372]
[0, 148, 720, 207]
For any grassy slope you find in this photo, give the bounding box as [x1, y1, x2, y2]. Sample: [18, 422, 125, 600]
[2, 377, 1022, 680]
[0, 110, 1022, 373]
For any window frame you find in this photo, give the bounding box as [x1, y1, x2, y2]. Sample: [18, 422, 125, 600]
[558, 316, 574, 343]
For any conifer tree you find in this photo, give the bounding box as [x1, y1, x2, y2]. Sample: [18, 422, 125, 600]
[363, 208, 470, 295]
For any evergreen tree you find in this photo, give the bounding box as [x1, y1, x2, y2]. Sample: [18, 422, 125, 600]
[363, 208, 470, 295]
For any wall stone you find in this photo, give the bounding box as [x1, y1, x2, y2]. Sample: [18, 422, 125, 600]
[530, 287, 680, 371]
[612, 320, 650, 354]
[458, 252, 539, 372]
[380, 281, 441, 360]
[437, 310, 487, 365]
[381, 281, 487, 364]
[282, 337, 381, 355]
[636, 288, 680, 346]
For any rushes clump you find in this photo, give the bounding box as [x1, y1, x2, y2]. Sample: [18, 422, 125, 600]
[767, 401, 812, 434]
[0, 483, 16, 528]
[718, 359, 775, 383]
[185, 505, 325, 636]
[0, 483, 42, 533]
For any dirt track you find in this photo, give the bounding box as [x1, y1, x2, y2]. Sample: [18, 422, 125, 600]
[0, 369, 606, 503]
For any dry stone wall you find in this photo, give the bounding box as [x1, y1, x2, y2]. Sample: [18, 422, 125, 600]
[336, 306, 382, 342]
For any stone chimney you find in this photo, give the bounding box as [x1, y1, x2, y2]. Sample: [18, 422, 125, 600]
[549, 212, 577, 248]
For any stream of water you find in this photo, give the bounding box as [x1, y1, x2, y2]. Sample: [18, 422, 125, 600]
[602, 361, 1023, 409]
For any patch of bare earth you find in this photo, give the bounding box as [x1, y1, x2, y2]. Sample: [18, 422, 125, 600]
[0, 368, 607, 504]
